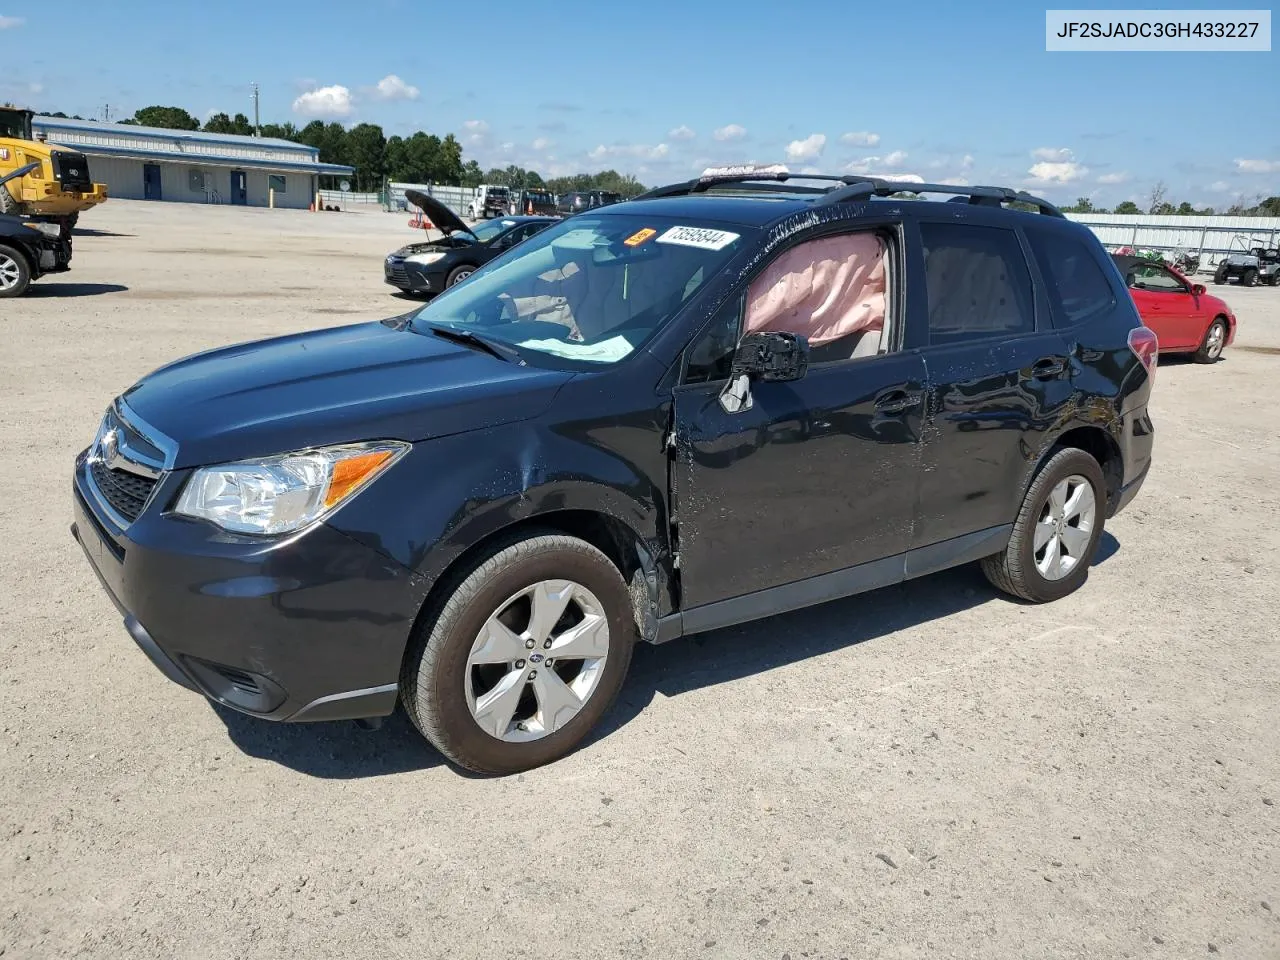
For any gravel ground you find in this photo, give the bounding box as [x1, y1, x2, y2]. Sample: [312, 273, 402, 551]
[2, 200, 1278, 960]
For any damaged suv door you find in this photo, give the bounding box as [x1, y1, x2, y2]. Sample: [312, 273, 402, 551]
[669, 221, 928, 624]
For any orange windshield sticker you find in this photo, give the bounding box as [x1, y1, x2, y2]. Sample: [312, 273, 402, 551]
[624, 228, 657, 247]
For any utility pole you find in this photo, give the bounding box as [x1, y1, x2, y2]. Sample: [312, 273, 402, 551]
[251, 82, 260, 137]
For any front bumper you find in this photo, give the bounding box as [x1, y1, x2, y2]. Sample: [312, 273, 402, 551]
[72, 452, 425, 722]
[384, 258, 440, 294]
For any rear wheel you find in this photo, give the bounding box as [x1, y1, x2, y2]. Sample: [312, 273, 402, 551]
[401, 533, 636, 774]
[0, 244, 32, 298]
[981, 448, 1106, 603]
[1194, 318, 1227, 363]
[1213, 264, 1228, 284]
[446, 264, 475, 287]
[0, 185, 19, 216]
[1242, 267, 1259, 287]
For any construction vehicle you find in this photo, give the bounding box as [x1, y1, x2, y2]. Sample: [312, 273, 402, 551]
[0, 107, 107, 232]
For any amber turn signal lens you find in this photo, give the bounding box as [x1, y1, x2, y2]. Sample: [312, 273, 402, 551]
[325, 450, 396, 508]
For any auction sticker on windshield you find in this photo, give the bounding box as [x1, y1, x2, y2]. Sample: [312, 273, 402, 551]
[624, 228, 657, 247]
[655, 226, 740, 251]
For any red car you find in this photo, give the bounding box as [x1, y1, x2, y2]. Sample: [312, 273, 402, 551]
[1111, 254, 1236, 363]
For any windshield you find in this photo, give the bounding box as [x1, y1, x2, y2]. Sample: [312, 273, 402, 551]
[410, 214, 753, 368]
[467, 218, 519, 243]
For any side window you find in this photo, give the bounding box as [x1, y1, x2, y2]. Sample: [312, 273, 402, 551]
[1132, 264, 1185, 293]
[743, 230, 892, 365]
[684, 296, 743, 385]
[920, 222, 1035, 345]
[1026, 228, 1116, 328]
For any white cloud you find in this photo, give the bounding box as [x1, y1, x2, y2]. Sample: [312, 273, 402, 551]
[1097, 171, 1130, 184]
[668, 125, 696, 141]
[880, 173, 925, 184]
[1033, 146, 1073, 162]
[960, 154, 974, 169]
[1236, 158, 1280, 174]
[800, 166, 823, 175]
[840, 131, 880, 147]
[938, 177, 970, 186]
[1027, 161, 1089, 183]
[1209, 180, 1231, 193]
[371, 74, 420, 101]
[713, 124, 747, 141]
[531, 137, 552, 150]
[588, 143, 670, 161]
[0, 15, 24, 28]
[463, 119, 489, 132]
[292, 85, 353, 118]
[843, 151, 908, 174]
[785, 133, 826, 161]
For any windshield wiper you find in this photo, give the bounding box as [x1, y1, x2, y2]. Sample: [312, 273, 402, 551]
[427, 324, 523, 364]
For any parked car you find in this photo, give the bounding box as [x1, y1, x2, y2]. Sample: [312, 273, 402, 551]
[1214, 246, 1279, 287]
[0, 210, 72, 298]
[1112, 254, 1236, 362]
[385, 190, 556, 296]
[556, 190, 623, 216]
[510, 189, 557, 216]
[72, 166, 1155, 774]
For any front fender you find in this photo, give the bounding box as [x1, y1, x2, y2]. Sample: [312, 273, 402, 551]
[327, 417, 671, 591]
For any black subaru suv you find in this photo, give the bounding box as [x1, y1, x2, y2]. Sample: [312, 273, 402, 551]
[72, 166, 1156, 774]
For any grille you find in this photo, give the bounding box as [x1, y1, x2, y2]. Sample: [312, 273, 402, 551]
[211, 665, 263, 697]
[89, 459, 157, 522]
[385, 261, 409, 285]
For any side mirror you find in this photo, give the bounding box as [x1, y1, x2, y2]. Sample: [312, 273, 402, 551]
[731, 331, 810, 383]
[1192, 283, 1206, 295]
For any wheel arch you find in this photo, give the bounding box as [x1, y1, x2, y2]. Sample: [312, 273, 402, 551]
[1023, 423, 1124, 518]
[401, 505, 671, 684]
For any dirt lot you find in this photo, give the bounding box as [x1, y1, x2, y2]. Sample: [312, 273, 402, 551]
[2, 200, 1278, 959]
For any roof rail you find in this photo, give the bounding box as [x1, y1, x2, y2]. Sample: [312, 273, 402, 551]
[630, 166, 1065, 218]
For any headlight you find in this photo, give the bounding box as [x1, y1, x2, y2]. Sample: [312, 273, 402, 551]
[174, 441, 408, 535]
[23, 222, 62, 241]
[405, 252, 447, 266]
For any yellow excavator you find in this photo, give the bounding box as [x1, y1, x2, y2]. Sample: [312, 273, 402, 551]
[0, 106, 108, 232]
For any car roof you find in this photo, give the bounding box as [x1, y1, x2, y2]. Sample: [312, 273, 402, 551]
[592, 193, 816, 227]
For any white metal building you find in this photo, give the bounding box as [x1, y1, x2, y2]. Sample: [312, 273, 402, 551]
[31, 116, 354, 210]
[1067, 212, 1280, 266]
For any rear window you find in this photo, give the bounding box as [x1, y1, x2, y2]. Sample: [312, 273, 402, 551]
[1027, 228, 1116, 328]
[920, 222, 1035, 345]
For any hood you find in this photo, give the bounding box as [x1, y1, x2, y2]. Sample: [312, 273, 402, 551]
[405, 189, 474, 239]
[393, 235, 473, 256]
[121, 319, 573, 468]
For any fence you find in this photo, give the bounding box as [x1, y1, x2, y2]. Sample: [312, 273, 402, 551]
[1066, 213, 1280, 266]
[388, 183, 479, 218]
[316, 188, 382, 210]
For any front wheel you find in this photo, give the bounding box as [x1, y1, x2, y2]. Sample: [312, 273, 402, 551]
[981, 448, 1106, 603]
[0, 244, 32, 298]
[1213, 265, 1228, 284]
[1242, 268, 1258, 287]
[1194, 318, 1227, 363]
[446, 264, 475, 287]
[401, 533, 636, 774]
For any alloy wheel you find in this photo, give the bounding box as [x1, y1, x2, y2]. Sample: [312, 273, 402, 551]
[465, 579, 610, 742]
[1034, 474, 1096, 581]
[1205, 323, 1225, 359]
[0, 254, 20, 291]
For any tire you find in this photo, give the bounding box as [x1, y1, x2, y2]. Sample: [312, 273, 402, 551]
[1242, 268, 1258, 287]
[0, 244, 32, 298]
[981, 448, 1106, 603]
[1213, 265, 1228, 285]
[0, 184, 18, 215]
[446, 264, 476, 288]
[1194, 317, 1228, 364]
[401, 533, 637, 774]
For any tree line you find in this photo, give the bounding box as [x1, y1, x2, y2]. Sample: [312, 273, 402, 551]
[41, 105, 649, 197]
[1062, 181, 1280, 218]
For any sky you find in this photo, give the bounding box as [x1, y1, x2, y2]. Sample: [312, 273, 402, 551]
[3, 0, 1277, 207]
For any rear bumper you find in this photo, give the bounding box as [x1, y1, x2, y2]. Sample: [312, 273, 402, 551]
[1112, 406, 1154, 518]
[72, 454, 423, 722]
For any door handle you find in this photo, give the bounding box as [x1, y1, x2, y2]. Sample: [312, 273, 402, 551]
[874, 389, 922, 415]
[1029, 357, 1067, 380]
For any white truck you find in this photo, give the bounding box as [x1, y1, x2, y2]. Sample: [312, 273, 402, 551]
[468, 184, 510, 221]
